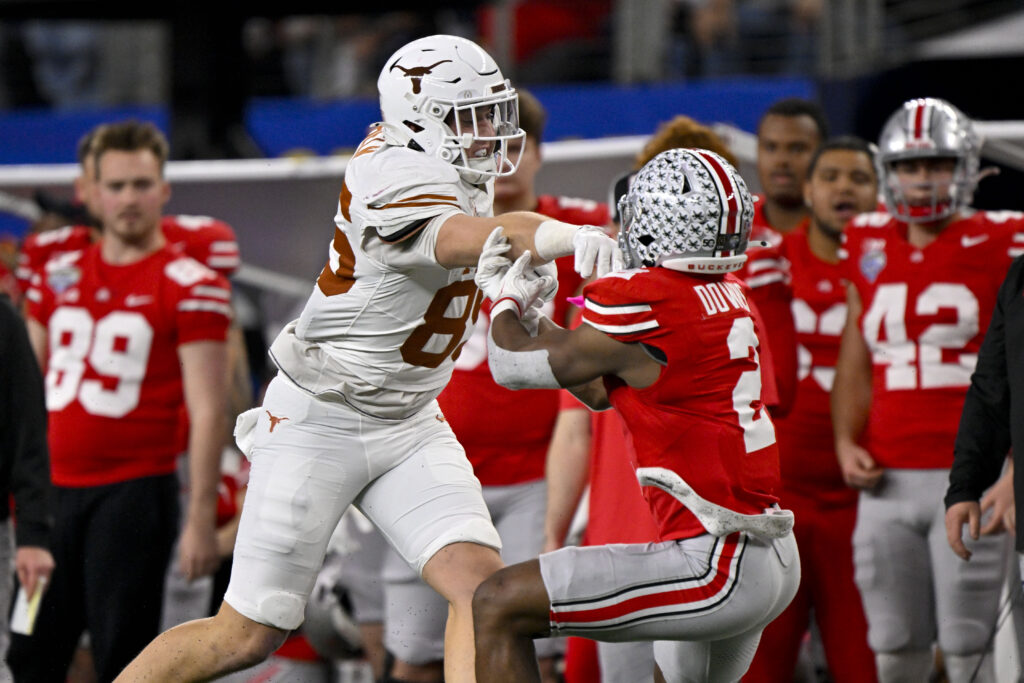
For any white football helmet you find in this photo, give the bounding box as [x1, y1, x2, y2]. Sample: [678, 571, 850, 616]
[617, 148, 755, 273]
[377, 34, 525, 183]
[877, 97, 981, 222]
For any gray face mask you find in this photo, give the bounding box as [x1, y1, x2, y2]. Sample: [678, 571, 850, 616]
[877, 98, 980, 223]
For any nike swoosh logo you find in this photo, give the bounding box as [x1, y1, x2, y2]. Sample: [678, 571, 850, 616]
[125, 294, 154, 306]
[961, 234, 989, 248]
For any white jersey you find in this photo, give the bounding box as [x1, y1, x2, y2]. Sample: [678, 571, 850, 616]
[270, 130, 492, 419]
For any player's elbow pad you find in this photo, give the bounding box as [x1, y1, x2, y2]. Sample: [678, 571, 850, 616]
[487, 327, 561, 390]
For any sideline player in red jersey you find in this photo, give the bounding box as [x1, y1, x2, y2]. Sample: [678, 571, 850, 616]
[376, 89, 607, 683]
[473, 148, 799, 683]
[11, 121, 232, 681]
[754, 98, 829, 236]
[744, 137, 879, 683]
[738, 98, 830, 418]
[832, 97, 1024, 683]
[16, 125, 240, 294]
[116, 35, 620, 683]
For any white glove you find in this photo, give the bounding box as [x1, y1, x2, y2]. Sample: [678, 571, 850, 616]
[519, 296, 550, 337]
[572, 225, 623, 278]
[534, 260, 559, 303]
[493, 251, 557, 320]
[474, 227, 512, 300]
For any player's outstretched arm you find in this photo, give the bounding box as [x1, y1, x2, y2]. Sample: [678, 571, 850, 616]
[831, 283, 883, 489]
[486, 254, 656, 409]
[436, 211, 620, 277]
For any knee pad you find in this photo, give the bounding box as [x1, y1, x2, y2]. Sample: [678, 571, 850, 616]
[943, 652, 995, 683]
[875, 651, 932, 683]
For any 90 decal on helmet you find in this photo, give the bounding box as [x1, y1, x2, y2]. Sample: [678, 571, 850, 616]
[377, 34, 525, 183]
[877, 97, 981, 223]
[617, 148, 755, 273]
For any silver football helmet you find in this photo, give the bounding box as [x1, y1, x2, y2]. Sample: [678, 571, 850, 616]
[617, 148, 755, 273]
[877, 97, 981, 222]
[377, 34, 525, 183]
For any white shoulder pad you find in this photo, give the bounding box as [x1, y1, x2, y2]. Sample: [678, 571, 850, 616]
[347, 146, 469, 239]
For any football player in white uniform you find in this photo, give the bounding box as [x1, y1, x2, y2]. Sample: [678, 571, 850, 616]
[116, 34, 619, 683]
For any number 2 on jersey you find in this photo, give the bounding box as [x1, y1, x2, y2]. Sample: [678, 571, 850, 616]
[727, 317, 776, 452]
[46, 308, 154, 417]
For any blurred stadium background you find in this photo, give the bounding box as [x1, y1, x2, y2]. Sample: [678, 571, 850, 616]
[2, 0, 1024, 310]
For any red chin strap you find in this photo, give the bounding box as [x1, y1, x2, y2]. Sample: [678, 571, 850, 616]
[902, 201, 952, 220]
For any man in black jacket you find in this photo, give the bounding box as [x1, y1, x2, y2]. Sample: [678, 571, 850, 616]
[946, 253, 1024, 560]
[0, 293, 55, 678]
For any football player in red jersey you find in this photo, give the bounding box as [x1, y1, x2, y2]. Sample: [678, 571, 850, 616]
[745, 137, 879, 683]
[10, 121, 232, 681]
[754, 98, 829, 236]
[832, 98, 1024, 683]
[16, 125, 241, 296]
[376, 89, 607, 683]
[738, 98, 830, 419]
[474, 148, 799, 683]
[549, 116, 757, 683]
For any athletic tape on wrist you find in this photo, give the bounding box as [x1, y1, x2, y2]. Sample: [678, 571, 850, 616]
[486, 324, 561, 390]
[492, 297, 523, 318]
[533, 219, 577, 261]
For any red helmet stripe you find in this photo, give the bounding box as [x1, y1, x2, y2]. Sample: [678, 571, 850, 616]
[692, 150, 740, 257]
[910, 99, 931, 143]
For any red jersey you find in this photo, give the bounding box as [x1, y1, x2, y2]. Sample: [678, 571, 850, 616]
[775, 227, 853, 505]
[581, 268, 781, 540]
[160, 214, 240, 277]
[736, 196, 798, 416]
[555, 391, 660, 545]
[438, 195, 608, 486]
[840, 210, 1024, 469]
[17, 215, 239, 294]
[26, 244, 232, 487]
[16, 224, 94, 294]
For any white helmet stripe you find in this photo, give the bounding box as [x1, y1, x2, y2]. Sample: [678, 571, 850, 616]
[692, 150, 739, 257]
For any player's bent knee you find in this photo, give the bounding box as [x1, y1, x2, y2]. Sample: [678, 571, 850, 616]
[874, 651, 933, 682]
[213, 602, 291, 669]
[472, 573, 513, 628]
[472, 569, 534, 636]
[939, 620, 997, 656]
[422, 541, 503, 609]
